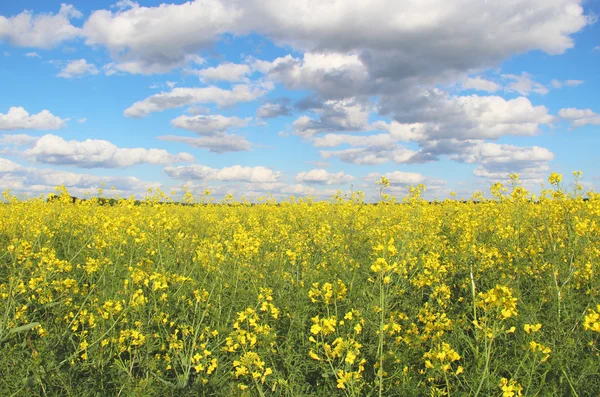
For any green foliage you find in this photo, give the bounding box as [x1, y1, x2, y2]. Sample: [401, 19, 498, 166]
[1, 176, 600, 396]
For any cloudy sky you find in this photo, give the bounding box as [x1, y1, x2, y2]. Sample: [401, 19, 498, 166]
[1, 0, 599, 200]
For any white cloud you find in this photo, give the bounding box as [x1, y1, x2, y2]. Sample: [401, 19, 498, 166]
[305, 161, 329, 168]
[171, 114, 251, 135]
[363, 171, 448, 196]
[159, 134, 252, 153]
[564, 79, 584, 86]
[552, 79, 584, 88]
[57, 59, 99, 78]
[0, 157, 159, 197]
[452, 141, 553, 165]
[73, 0, 590, 87]
[103, 55, 204, 76]
[163, 113, 253, 153]
[253, 1, 588, 90]
[77, 118, 87, 123]
[310, 88, 554, 166]
[502, 72, 549, 95]
[370, 121, 426, 142]
[124, 84, 270, 117]
[194, 62, 251, 83]
[312, 133, 396, 148]
[292, 99, 372, 138]
[257, 102, 292, 119]
[0, 133, 38, 146]
[367, 171, 426, 185]
[279, 184, 318, 196]
[187, 105, 211, 116]
[253, 52, 371, 98]
[559, 107, 600, 127]
[295, 169, 355, 185]
[449, 141, 554, 183]
[175, 179, 338, 201]
[321, 145, 417, 165]
[165, 164, 281, 183]
[380, 89, 554, 141]
[0, 4, 82, 49]
[0, 107, 67, 130]
[17, 134, 194, 168]
[6, 0, 590, 85]
[462, 77, 501, 93]
[83, 0, 238, 75]
[25, 52, 41, 58]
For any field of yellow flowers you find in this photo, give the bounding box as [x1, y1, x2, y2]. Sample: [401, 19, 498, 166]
[1, 173, 600, 396]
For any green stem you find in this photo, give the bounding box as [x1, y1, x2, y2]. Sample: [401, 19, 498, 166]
[378, 276, 385, 397]
[474, 335, 492, 396]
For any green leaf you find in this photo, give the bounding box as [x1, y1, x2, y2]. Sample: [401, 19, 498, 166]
[8, 322, 40, 335]
[1, 322, 41, 342]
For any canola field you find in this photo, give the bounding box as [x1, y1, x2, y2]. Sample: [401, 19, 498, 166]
[1, 174, 600, 396]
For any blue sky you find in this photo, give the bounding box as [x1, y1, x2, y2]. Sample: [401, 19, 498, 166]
[0, 0, 599, 200]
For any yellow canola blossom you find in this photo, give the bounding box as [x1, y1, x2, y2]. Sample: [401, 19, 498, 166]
[0, 178, 599, 396]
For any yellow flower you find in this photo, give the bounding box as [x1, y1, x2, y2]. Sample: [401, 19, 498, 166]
[499, 378, 523, 397]
[524, 323, 542, 334]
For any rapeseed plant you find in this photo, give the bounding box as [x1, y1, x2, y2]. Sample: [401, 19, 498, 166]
[0, 172, 599, 395]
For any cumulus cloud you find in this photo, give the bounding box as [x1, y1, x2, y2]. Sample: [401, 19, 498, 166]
[313, 88, 554, 166]
[0, 107, 67, 130]
[367, 171, 427, 185]
[171, 114, 251, 135]
[502, 72, 549, 96]
[165, 164, 281, 183]
[193, 62, 251, 83]
[164, 114, 253, 153]
[441, 140, 553, 183]
[321, 145, 417, 165]
[57, 59, 99, 78]
[83, 0, 238, 75]
[246, 0, 588, 69]
[370, 121, 427, 142]
[364, 171, 447, 195]
[291, 99, 372, 138]
[25, 52, 41, 58]
[79, 0, 589, 84]
[2, 0, 592, 198]
[4, 0, 591, 86]
[186, 105, 211, 116]
[0, 133, 38, 147]
[16, 134, 194, 168]
[174, 179, 337, 201]
[124, 84, 270, 117]
[159, 134, 252, 153]
[462, 77, 501, 93]
[253, 52, 372, 98]
[559, 108, 600, 127]
[103, 55, 204, 76]
[295, 169, 354, 185]
[551, 79, 584, 88]
[451, 141, 553, 166]
[379, 89, 554, 141]
[312, 133, 396, 148]
[0, 4, 82, 49]
[0, 157, 159, 197]
[257, 102, 292, 119]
